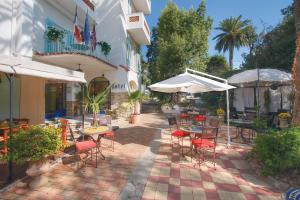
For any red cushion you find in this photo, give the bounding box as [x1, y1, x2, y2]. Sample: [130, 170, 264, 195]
[194, 115, 206, 121]
[172, 130, 188, 137]
[76, 141, 96, 152]
[180, 114, 189, 119]
[104, 131, 114, 137]
[192, 139, 215, 148]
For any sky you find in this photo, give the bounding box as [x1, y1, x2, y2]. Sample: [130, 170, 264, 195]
[144, 0, 293, 68]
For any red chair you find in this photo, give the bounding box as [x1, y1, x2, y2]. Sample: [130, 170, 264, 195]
[103, 131, 115, 152]
[69, 127, 99, 168]
[168, 117, 189, 155]
[194, 115, 206, 126]
[192, 127, 218, 169]
[179, 113, 189, 125]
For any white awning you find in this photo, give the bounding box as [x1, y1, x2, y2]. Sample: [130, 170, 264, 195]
[228, 68, 291, 85]
[0, 55, 86, 83]
[149, 72, 235, 93]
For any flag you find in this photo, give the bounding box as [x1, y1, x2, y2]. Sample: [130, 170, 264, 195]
[91, 24, 97, 51]
[73, 6, 82, 43]
[83, 10, 90, 46]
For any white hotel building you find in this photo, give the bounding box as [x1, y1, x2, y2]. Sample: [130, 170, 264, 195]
[0, 0, 151, 123]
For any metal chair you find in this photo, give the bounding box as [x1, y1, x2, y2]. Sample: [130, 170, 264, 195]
[69, 127, 99, 168]
[168, 117, 189, 155]
[192, 126, 219, 170]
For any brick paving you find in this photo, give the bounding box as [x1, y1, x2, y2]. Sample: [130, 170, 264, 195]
[0, 114, 282, 200]
[141, 127, 282, 200]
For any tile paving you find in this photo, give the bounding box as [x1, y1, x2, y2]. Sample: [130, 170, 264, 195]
[0, 113, 282, 200]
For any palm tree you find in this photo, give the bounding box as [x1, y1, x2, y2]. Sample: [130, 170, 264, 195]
[292, 0, 300, 125]
[213, 15, 253, 68]
[83, 84, 112, 126]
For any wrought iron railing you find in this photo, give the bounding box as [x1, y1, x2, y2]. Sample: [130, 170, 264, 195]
[44, 30, 111, 62]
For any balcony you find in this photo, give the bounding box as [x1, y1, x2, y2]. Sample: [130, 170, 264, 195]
[132, 0, 151, 15]
[127, 13, 151, 45]
[33, 29, 118, 73]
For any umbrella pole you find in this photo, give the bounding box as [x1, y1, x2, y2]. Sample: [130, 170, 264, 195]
[226, 89, 231, 147]
[81, 84, 85, 129]
[5, 74, 13, 182]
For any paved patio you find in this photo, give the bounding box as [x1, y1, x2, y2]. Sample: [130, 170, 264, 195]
[0, 114, 281, 200]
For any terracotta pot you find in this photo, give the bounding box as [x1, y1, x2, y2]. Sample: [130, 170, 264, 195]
[279, 119, 289, 128]
[130, 114, 139, 124]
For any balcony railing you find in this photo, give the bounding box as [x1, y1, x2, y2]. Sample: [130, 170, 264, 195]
[44, 30, 111, 62]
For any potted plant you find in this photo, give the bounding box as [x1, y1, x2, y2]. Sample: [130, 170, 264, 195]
[128, 91, 144, 124]
[45, 27, 65, 42]
[83, 84, 112, 126]
[278, 112, 291, 128]
[216, 108, 225, 123]
[12, 126, 63, 188]
[97, 41, 111, 57]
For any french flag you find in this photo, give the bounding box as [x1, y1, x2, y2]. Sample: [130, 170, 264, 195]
[73, 6, 82, 43]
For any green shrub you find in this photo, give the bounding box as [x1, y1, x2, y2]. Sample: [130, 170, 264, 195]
[252, 127, 300, 176]
[11, 126, 63, 164]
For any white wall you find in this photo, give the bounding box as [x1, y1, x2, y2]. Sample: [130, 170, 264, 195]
[233, 86, 293, 113]
[0, 0, 13, 56]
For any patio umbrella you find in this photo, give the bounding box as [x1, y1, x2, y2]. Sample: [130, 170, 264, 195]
[228, 68, 291, 86]
[149, 72, 235, 93]
[228, 68, 292, 113]
[149, 69, 236, 146]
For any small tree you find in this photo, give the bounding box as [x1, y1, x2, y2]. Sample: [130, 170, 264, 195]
[83, 84, 112, 126]
[128, 91, 145, 115]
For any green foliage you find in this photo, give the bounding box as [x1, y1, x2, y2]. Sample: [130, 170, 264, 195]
[242, 4, 295, 71]
[45, 27, 65, 41]
[254, 117, 268, 129]
[147, 1, 212, 85]
[251, 127, 300, 176]
[128, 91, 145, 105]
[213, 15, 254, 67]
[97, 41, 111, 56]
[11, 126, 63, 165]
[83, 84, 112, 116]
[206, 55, 230, 77]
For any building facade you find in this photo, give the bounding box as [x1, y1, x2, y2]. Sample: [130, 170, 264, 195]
[0, 0, 151, 120]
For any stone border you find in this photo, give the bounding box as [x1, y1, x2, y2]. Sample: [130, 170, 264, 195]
[118, 129, 162, 200]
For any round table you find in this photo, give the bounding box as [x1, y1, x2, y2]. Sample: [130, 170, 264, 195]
[230, 119, 255, 143]
[79, 126, 110, 160]
[180, 125, 204, 157]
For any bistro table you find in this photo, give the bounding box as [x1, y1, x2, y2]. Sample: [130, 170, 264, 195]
[79, 126, 109, 160]
[180, 125, 204, 157]
[230, 119, 255, 143]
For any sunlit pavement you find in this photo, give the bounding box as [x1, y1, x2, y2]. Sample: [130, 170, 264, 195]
[0, 114, 281, 200]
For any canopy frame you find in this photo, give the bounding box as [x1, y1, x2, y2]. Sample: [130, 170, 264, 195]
[185, 68, 231, 147]
[1, 58, 86, 183]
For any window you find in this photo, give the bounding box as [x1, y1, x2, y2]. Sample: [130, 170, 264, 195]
[126, 36, 132, 67]
[128, 0, 132, 14]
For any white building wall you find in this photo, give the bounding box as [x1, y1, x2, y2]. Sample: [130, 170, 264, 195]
[0, 0, 13, 56]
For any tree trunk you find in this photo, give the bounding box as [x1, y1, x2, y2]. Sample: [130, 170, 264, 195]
[229, 46, 234, 68]
[292, 0, 300, 125]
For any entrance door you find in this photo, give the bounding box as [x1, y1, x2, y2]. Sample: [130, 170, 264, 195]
[45, 83, 66, 119]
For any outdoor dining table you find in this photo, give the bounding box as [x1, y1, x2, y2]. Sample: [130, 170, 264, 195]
[180, 125, 204, 157]
[79, 126, 110, 160]
[230, 119, 255, 143]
